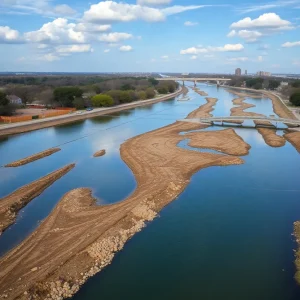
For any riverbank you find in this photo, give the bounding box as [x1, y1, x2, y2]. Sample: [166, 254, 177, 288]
[0, 92, 250, 300]
[0, 87, 184, 138]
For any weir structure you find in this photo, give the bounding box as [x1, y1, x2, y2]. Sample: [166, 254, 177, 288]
[179, 116, 300, 130]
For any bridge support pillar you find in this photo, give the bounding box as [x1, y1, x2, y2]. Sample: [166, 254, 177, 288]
[194, 80, 196, 87]
[182, 80, 185, 86]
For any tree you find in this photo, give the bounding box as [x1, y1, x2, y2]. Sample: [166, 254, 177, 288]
[128, 90, 138, 101]
[53, 87, 83, 107]
[138, 91, 147, 100]
[148, 77, 159, 86]
[290, 92, 300, 106]
[292, 80, 300, 88]
[73, 97, 85, 109]
[0, 91, 9, 106]
[91, 94, 114, 107]
[121, 84, 135, 91]
[119, 91, 131, 103]
[268, 80, 280, 90]
[157, 86, 168, 94]
[106, 90, 121, 104]
[145, 87, 155, 99]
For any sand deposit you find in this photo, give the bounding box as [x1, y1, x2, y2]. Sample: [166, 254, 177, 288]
[0, 164, 75, 235]
[0, 101, 250, 300]
[187, 97, 217, 119]
[193, 87, 208, 97]
[257, 128, 286, 147]
[284, 132, 300, 152]
[93, 150, 106, 157]
[5, 148, 61, 167]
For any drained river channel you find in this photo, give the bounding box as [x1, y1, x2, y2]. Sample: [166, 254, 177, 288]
[1, 84, 300, 300]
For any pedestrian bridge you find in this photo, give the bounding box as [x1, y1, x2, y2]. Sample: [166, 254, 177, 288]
[179, 116, 300, 129]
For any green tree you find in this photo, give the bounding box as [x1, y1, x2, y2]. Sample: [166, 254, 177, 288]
[268, 80, 280, 90]
[292, 80, 300, 88]
[138, 91, 147, 100]
[290, 92, 300, 106]
[0, 91, 9, 106]
[128, 90, 138, 101]
[148, 77, 159, 86]
[53, 87, 83, 107]
[121, 84, 135, 91]
[157, 86, 168, 94]
[119, 91, 131, 103]
[106, 90, 121, 104]
[91, 94, 114, 107]
[145, 87, 155, 99]
[72, 97, 85, 110]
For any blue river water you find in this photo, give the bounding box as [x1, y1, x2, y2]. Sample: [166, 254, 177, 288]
[1, 84, 300, 299]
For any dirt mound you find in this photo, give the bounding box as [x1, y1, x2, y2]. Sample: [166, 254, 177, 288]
[0, 164, 75, 235]
[93, 150, 106, 157]
[5, 148, 61, 167]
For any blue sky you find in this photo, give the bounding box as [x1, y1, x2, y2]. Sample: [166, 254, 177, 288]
[0, 0, 299, 73]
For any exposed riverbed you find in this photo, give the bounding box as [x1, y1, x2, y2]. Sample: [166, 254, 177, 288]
[1, 84, 300, 299]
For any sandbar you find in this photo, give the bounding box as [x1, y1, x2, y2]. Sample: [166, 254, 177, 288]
[93, 150, 106, 157]
[5, 148, 61, 167]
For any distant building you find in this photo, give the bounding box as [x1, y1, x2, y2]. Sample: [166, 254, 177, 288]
[6, 95, 22, 105]
[256, 71, 271, 77]
[235, 68, 241, 76]
[245, 70, 248, 75]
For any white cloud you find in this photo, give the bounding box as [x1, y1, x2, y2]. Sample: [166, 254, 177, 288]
[75, 23, 111, 32]
[83, 1, 165, 23]
[258, 55, 263, 62]
[24, 18, 86, 44]
[230, 13, 293, 31]
[55, 44, 94, 54]
[282, 41, 300, 47]
[293, 60, 300, 66]
[184, 21, 198, 26]
[191, 55, 198, 60]
[161, 55, 169, 59]
[137, 0, 172, 5]
[238, 1, 299, 14]
[53, 4, 76, 16]
[104, 49, 110, 53]
[99, 32, 133, 43]
[119, 45, 133, 52]
[83, 1, 206, 24]
[40, 53, 60, 61]
[180, 47, 208, 55]
[0, 25, 21, 43]
[180, 44, 244, 55]
[227, 29, 263, 42]
[227, 57, 249, 62]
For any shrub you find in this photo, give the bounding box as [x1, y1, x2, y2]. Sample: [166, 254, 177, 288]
[72, 97, 85, 110]
[145, 87, 156, 99]
[290, 92, 300, 106]
[53, 87, 83, 107]
[119, 91, 131, 103]
[91, 94, 114, 107]
[157, 86, 168, 94]
[106, 90, 121, 104]
[138, 91, 147, 100]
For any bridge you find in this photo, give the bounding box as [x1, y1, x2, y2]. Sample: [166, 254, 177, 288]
[179, 116, 300, 129]
[156, 77, 231, 87]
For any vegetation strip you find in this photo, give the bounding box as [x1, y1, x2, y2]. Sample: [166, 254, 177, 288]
[0, 163, 75, 235]
[5, 148, 61, 167]
[0, 96, 251, 300]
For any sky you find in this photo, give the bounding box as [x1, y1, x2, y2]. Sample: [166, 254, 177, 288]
[0, 0, 299, 73]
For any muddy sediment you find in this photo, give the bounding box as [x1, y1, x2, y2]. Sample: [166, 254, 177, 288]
[284, 132, 300, 152]
[186, 128, 250, 156]
[257, 128, 286, 147]
[93, 150, 106, 157]
[5, 148, 61, 168]
[193, 87, 208, 97]
[0, 100, 250, 299]
[187, 97, 217, 119]
[0, 164, 75, 235]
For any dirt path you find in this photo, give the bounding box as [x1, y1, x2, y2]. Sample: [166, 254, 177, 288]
[0, 99, 250, 299]
[5, 148, 61, 167]
[0, 164, 75, 235]
[0, 88, 184, 138]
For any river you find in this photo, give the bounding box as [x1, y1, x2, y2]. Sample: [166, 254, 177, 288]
[1, 84, 300, 299]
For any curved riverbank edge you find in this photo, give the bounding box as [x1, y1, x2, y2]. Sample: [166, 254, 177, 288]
[284, 132, 300, 153]
[5, 148, 61, 168]
[225, 86, 296, 120]
[0, 102, 250, 300]
[0, 87, 184, 138]
[0, 163, 75, 235]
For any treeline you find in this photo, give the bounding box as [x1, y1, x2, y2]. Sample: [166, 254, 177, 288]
[52, 79, 178, 109]
[0, 91, 15, 116]
[229, 77, 281, 90]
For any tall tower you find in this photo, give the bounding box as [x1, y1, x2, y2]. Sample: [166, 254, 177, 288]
[235, 68, 241, 76]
